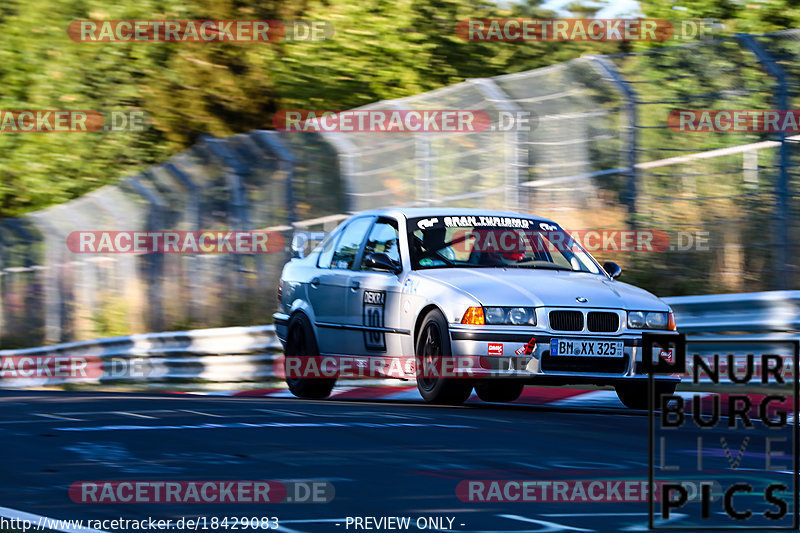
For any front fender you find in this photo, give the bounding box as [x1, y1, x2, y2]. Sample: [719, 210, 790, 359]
[406, 274, 482, 326]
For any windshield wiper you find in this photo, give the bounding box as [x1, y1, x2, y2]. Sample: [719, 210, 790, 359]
[507, 263, 573, 271]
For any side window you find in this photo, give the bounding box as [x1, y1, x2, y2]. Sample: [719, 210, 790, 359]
[361, 218, 400, 270]
[330, 217, 372, 270]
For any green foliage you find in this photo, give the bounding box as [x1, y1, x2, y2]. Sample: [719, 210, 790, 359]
[0, 0, 178, 217]
[638, 0, 800, 36]
[0, 0, 597, 218]
[618, 2, 800, 292]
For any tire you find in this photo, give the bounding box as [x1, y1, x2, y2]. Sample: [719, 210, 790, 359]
[475, 381, 524, 403]
[284, 313, 336, 399]
[615, 381, 677, 410]
[415, 309, 473, 405]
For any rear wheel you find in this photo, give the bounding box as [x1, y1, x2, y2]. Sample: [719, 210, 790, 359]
[475, 381, 524, 403]
[285, 313, 336, 399]
[415, 309, 473, 405]
[615, 381, 677, 410]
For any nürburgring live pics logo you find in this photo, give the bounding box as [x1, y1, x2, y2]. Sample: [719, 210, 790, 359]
[645, 333, 799, 529]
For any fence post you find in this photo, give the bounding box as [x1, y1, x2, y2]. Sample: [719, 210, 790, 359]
[253, 130, 297, 262]
[380, 100, 433, 208]
[201, 136, 250, 233]
[414, 135, 432, 207]
[469, 78, 526, 212]
[24, 214, 63, 343]
[585, 55, 638, 229]
[253, 132, 296, 225]
[200, 136, 254, 295]
[737, 34, 791, 290]
[320, 132, 358, 212]
[125, 176, 168, 332]
[163, 161, 202, 322]
[0, 220, 42, 345]
[0, 241, 3, 344]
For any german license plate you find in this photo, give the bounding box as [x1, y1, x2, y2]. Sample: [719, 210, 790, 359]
[550, 339, 624, 357]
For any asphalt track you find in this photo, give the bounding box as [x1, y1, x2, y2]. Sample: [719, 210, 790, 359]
[0, 389, 795, 532]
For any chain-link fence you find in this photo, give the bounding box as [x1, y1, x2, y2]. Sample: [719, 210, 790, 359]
[2, 30, 799, 348]
[607, 33, 798, 295]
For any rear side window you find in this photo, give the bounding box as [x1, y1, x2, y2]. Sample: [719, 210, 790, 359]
[330, 217, 372, 270]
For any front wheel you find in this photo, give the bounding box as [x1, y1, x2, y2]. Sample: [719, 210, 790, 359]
[415, 309, 473, 405]
[284, 313, 336, 399]
[615, 381, 677, 410]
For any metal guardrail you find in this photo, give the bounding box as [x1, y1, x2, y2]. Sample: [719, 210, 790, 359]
[0, 325, 282, 388]
[682, 334, 798, 384]
[1, 291, 798, 389]
[664, 291, 800, 334]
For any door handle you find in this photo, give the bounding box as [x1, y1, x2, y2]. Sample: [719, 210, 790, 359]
[350, 281, 360, 291]
[310, 277, 320, 287]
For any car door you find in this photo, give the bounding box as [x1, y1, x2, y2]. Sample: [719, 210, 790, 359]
[346, 217, 405, 356]
[307, 216, 374, 355]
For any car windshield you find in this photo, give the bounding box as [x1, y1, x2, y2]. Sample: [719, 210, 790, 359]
[408, 215, 602, 274]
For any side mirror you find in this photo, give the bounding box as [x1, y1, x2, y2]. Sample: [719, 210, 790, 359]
[603, 261, 622, 279]
[364, 252, 401, 274]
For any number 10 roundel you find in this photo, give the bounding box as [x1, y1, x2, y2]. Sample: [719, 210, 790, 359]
[363, 290, 386, 351]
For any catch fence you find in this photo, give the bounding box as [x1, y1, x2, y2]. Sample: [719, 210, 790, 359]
[3, 30, 800, 347]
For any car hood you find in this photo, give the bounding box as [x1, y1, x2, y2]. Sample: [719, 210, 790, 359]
[414, 268, 669, 311]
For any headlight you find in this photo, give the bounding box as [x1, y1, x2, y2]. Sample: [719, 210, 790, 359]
[627, 311, 646, 329]
[646, 312, 668, 329]
[484, 307, 506, 324]
[628, 311, 669, 330]
[483, 307, 536, 326]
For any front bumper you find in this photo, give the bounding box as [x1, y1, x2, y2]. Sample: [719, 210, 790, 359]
[449, 326, 681, 385]
[273, 312, 289, 346]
